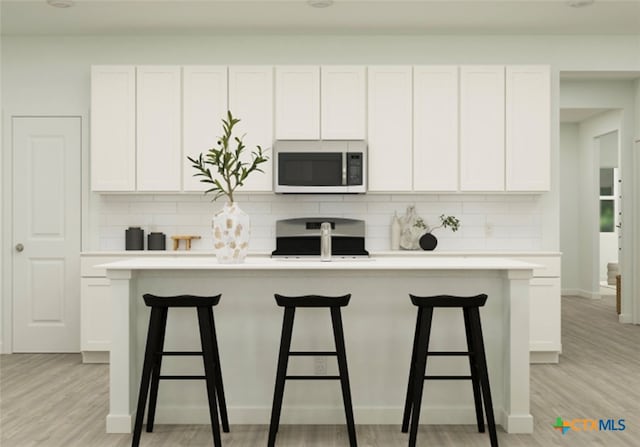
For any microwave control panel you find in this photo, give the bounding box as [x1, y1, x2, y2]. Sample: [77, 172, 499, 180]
[347, 153, 363, 185]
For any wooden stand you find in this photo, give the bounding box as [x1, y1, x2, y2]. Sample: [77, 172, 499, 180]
[171, 235, 201, 251]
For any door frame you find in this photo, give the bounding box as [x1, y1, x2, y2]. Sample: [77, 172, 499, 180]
[1, 112, 89, 354]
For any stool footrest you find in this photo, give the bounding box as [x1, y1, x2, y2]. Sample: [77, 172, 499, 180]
[285, 375, 341, 380]
[159, 351, 203, 356]
[159, 375, 207, 380]
[289, 351, 337, 356]
[427, 351, 471, 356]
[425, 375, 473, 380]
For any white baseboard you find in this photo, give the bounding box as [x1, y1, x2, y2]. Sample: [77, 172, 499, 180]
[619, 313, 632, 323]
[82, 351, 109, 363]
[106, 414, 133, 433]
[530, 351, 560, 364]
[153, 405, 510, 428]
[561, 288, 579, 296]
[504, 412, 534, 434]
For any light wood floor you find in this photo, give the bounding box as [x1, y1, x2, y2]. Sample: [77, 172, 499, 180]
[2, 295, 639, 446]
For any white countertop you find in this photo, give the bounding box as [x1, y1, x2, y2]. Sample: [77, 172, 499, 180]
[83, 250, 560, 257]
[100, 255, 539, 271]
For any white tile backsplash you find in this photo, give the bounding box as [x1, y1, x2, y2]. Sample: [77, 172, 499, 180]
[97, 193, 543, 252]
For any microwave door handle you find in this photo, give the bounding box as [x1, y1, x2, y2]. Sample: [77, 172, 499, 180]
[342, 152, 347, 186]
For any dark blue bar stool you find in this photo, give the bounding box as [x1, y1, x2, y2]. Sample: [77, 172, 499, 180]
[401, 294, 498, 447]
[132, 294, 229, 447]
[268, 294, 357, 447]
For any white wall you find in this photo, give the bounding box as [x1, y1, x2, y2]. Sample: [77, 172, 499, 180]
[560, 123, 580, 292]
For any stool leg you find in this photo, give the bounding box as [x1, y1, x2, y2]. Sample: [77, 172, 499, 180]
[146, 307, 168, 433]
[469, 308, 498, 447]
[268, 307, 295, 447]
[463, 308, 485, 434]
[207, 307, 230, 433]
[408, 307, 433, 447]
[402, 306, 423, 433]
[330, 307, 358, 447]
[197, 307, 223, 447]
[132, 307, 163, 447]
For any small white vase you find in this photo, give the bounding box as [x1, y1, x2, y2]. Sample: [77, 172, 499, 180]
[212, 202, 250, 263]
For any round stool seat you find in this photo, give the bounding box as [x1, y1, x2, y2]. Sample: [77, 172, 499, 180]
[143, 293, 221, 307]
[409, 293, 487, 308]
[274, 293, 351, 308]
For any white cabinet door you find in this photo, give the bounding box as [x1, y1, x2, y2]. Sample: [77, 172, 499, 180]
[81, 278, 111, 355]
[413, 66, 459, 191]
[183, 66, 228, 192]
[275, 66, 320, 140]
[136, 66, 181, 191]
[506, 65, 551, 191]
[229, 66, 274, 192]
[90, 66, 136, 191]
[529, 278, 561, 363]
[460, 66, 505, 191]
[367, 66, 412, 191]
[321, 66, 366, 140]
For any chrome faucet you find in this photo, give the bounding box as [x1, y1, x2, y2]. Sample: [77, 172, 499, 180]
[320, 222, 332, 261]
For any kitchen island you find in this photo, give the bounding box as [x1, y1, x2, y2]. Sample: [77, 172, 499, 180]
[102, 256, 536, 435]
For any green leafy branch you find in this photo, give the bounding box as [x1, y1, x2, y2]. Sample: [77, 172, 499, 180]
[187, 110, 269, 203]
[414, 215, 461, 233]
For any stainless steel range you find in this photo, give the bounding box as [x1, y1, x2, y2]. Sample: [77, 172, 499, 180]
[271, 217, 369, 257]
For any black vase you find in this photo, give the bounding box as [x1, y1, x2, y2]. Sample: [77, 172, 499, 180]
[125, 227, 144, 250]
[419, 233, 438, 251]
[147, 232, 166, 250]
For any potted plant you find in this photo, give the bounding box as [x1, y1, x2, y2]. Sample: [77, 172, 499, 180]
[415, 214, 461, 251]
[188, 110, 268, 263]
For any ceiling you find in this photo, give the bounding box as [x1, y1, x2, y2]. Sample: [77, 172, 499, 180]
[1, 0, 640, 36]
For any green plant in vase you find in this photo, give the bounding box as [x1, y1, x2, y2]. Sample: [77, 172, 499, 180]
[415, 214, 461, 251]
[188, 110, 269, 263]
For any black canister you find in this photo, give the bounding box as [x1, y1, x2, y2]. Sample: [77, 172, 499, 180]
[147, 232, 166, 250]
[125, 227, 144, 250]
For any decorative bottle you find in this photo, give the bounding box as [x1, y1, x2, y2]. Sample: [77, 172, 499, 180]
[390, 212, 401, 250]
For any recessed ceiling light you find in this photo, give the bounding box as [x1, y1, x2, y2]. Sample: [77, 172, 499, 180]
[567, 0, 595, 8]
[307, 0, 334, 8]
[47, 0, 75, 8]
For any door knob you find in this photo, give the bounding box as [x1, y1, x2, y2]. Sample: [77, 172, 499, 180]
[15, 243, 24, 252]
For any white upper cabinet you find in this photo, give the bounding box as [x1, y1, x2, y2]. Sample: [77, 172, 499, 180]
[506, 66, 551, 191]
[413, 66, 459, 191]
[275, 66, 320, 140]
[182, 66, 228, 192]
[321, 66, 366, 140]
[460, 66, 505, 191]
[367, 66, 413, 191]
[90, 66, 136, 191]
[229, 66, 274, 192]
[136, 66, 181, 191]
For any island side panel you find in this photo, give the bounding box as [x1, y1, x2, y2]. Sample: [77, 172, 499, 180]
[106, 269, 136, 433]
[503, 269, 534, 433]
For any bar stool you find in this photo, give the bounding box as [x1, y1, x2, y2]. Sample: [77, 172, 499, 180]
[268, 294, 357, 447]
[401, 294, 498, 447]
[132, 294, 230, 447]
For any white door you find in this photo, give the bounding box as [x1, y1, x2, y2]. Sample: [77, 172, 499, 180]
[13, 117, 81, 352]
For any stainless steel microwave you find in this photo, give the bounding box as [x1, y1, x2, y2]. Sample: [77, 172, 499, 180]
[274, 140, 367, 193]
